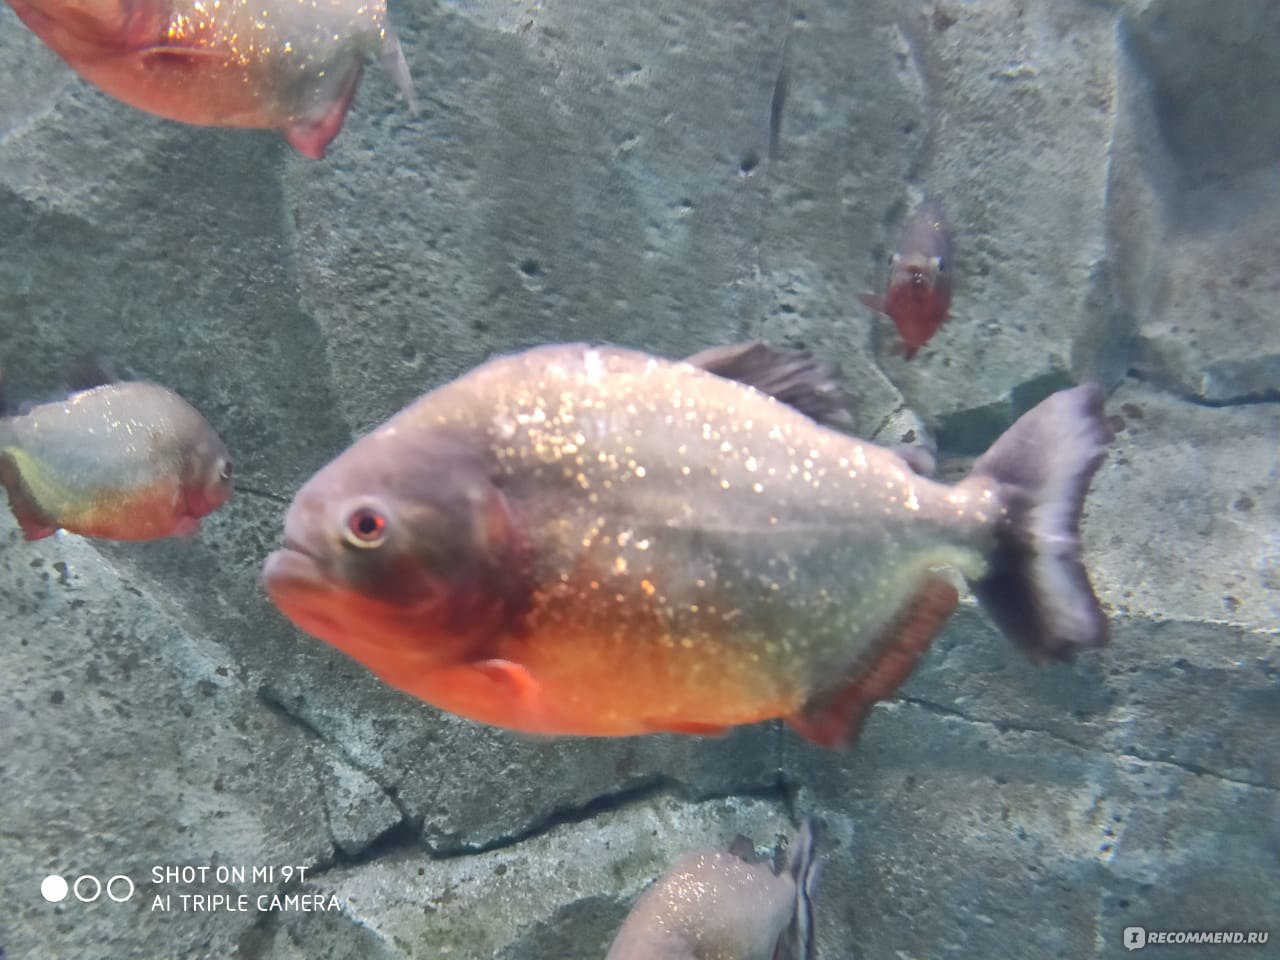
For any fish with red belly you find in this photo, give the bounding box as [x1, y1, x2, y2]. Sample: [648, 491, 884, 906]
[261, 342, 1111, 746]
[6, 0, 414, 158]
[859, 200, 953, 360]
[0, 381, 232, 540]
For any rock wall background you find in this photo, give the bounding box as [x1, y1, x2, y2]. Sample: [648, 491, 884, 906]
[1, 0, 1276, 958]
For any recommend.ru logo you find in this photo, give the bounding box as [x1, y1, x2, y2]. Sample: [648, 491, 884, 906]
[1124, 926, 1270, 949]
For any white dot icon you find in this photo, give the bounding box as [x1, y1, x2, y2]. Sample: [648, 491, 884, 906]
[41, 874, 69, 903]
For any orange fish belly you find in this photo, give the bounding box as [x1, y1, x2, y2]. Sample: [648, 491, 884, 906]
[7, 0, 372, 156]
[363, 564, 807, 739]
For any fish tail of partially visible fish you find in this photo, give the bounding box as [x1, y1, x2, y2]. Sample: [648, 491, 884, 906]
[968, 384, 1113, 663]
[381, 30, 417, 114]
[774, 819, 820, 960]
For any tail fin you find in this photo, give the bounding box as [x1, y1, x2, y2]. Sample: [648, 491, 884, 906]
[968, 384, 1112, 663]
[775, 819, 819, 960]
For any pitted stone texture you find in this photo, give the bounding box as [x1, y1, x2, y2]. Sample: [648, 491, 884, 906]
[1086, 381, 1280, 631]
[250, 795, 795, 960]
[789, 700, 1279, 960]
[870, 0, 1121, 453]
[282, 0, 801, 434]
[1109, 1, 1280, 404]
[0, 518, 345, 960]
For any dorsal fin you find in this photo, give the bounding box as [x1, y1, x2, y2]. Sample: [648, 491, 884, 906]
[684, 341, 853, 426]
[66, 354, 118, 393]
[727, 834, 758, 861]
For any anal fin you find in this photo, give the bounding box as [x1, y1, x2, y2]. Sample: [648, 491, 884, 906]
[788, 578, 958, 748]
[646, 718, 731, 737]
[284, 61, 365, 159]
[857, 291, 886, 314]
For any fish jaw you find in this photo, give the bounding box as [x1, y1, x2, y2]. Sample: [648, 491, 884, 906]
[261, 544, 430, 663]
[261, 547, 344, 643]
[262, 476, 522, 676]
[182, 470, 233, 521]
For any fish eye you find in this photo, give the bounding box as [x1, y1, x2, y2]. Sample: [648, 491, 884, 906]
[344, 505, 389, 549]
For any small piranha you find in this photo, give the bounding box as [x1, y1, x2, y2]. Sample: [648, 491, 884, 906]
[606, 820, 819, 960]
[0, 381, 233, 540]
[261, 341, 1111, 747]
[858, 200, 953, 360]
[5, 0, 415, 158]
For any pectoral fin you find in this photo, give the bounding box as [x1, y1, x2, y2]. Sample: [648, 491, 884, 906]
[444, 657, 557, 732]
[788, 578, 958, 748]
[470, 658, 541, 701]
[857, 292, 887, 314]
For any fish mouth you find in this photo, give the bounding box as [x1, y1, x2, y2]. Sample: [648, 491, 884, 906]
[261, 540, 331, 606]
[261, 544, 351, 643]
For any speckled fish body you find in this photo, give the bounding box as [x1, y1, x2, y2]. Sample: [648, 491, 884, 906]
[606, 822, 818, 960]
[0, 381, 233, 540]
[263, 344, 1109, 742]
[263, 343, 1110, 745]
[5, 0, 413, 158]
[859, 200, 953, 359]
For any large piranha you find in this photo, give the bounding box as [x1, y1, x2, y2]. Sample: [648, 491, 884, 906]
[262, 341, 1111, 746]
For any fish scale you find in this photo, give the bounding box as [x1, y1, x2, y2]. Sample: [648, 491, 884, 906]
[462, 347, 994, 684]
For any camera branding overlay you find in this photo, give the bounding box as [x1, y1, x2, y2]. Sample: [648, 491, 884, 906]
[40, 864, 339, 913]
[1123, 927, 1270, 950]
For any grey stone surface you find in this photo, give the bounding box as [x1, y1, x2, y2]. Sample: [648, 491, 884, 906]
[0, 518, 337, 959]
[253, 794, 795, 960]
[1, 0, 1277, 958]
[1108, 1, 1280, 406]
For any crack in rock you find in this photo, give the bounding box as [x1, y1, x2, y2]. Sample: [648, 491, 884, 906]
[257, 685, 420, 839]
[1127, 367, 1280, 409]
[898, 694, 1278, 793]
